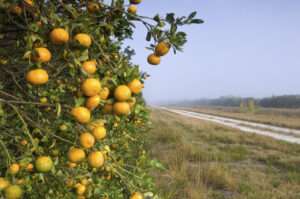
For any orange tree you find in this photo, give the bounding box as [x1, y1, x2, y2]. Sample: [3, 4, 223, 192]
[0, 0, 203, 198]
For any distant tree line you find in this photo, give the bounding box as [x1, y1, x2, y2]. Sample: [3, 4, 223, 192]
[169, 95, 300, 109]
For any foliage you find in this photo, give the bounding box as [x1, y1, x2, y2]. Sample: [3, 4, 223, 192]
[0, 0, 202, 198]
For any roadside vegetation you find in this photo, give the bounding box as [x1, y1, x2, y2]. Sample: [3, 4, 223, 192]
[179, 106, 300, 129]
[147, 109, 300, 199]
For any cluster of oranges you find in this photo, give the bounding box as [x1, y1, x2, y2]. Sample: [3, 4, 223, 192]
[24, 26, 144, 198]
[147, 41, 170, 65]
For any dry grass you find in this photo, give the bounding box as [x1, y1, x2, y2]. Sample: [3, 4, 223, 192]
[178, 106, 300, 129]
[146, 109, 300, 199]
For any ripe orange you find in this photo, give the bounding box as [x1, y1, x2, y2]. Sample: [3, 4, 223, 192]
[32, 47, 52, 63]
[114, 85, 132, 101]
[130, 192, 144, 199]
[99, 87, 110, 100]
[26, 69, 49, 85]
[87, 2, 101, 13]
[130, 0, 142, 4]
[81, 78, 101, 97]
[26, 163, 34, 172]
[75, 183, 86, 195]
[128, 5, 137, 14]
[82, 60, 97, 75]
[68, 148, 86, 163]
[24, 0, 33, 6]
[88, 151, 104, 168]
[103, 103, 113, 114]
[35, 156, 53, 173]
[147, 54, 160, 65]
[20, 139, 28, 146]
[50, 28, 69, 44]
[5, 185, 23, 199]
[80, 133, 95, 149]
[9, 164, 20, 175]
[86, 95, 101, 110]
[71, 107, 91, 124]
[92, 126, 107, 140]
[74, 33, 92, 48]
[0, 178, 9, 190]
[9, 5, 22, 15]
[128, 79, 143, 94]
[113, 102, 131, 116]
[155, 42, 170, 56]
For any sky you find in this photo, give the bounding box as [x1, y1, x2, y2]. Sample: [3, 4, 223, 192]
[124, 0, 300, 103]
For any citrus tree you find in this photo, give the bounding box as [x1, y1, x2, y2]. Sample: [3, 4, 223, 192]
[0, 0, 203, 198]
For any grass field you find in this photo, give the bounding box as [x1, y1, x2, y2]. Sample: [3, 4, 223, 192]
[177, 106, 300, 129]
[147, 109, 300, 199]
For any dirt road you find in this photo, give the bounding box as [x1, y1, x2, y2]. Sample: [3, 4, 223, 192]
[161, 107, 300, 144]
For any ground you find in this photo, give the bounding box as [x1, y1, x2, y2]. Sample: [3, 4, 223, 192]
[147, 109, 300, 199]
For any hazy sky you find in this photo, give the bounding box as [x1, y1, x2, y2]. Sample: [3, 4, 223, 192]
[124, 0, 300, 103]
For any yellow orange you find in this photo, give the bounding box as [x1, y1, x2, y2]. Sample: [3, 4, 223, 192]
[88, 151, 104, 168]
[32, 47, 52, 63]
[87, 2, 101, 13]
[113, 102, 130, 116]
[92, 126, 107, 140]
[82, 60, 97, 74]
[9, 164, 20, 175]
[35, 156, 53, 173]
[0, 178, 10, 190]
[71, 107, 91, 124]
[82, 78, 101, 97]
[147, 54, 160, 65]
[26, 163, 34, 172]
[155, 42, 170, 56]
[26, 69, 49, 85]
[80, 132, 95, 149]
[100, 87, 110, 100]
[86, 95, 101, 110]
[130, 192, 144, 199]
[128, 5, 137, 14]
[5, 185, 23, 199]
[74, 33, 92, 48]
[50, 28, 69, 44]
[128, 79, 143, 94]
[75, 183, 86, 195]
[114, 85, 131, 101]
[68, 148, 86, 163]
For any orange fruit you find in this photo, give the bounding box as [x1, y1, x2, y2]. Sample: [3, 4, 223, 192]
[130, 192, 144, 199]
[71, 107, 91, 124]
[50, 28, 69, 44]
[74, 33, 92, 48]
[103, 103, 113, 114]
[20, 139, 28, 146]
[26, 163, 34, 172]
[155, 42, 170, 56]
[81, 78, 101, 97]
[26, 69, 49, 85]
[87, 2, 101, 13]
[128, 5, 137, 14]
[113, 102, 131, 116]
[24, 0, 33, 6]
[88, 151, 104, 168]
[9, 164, 20, 175]
[67, 162, 77, 168]
[99, 87, 110, 100]
[5, 185, 23, 199]
[114, 85, 132, 101]
[147, 54, 160, 65]
[0, 178, 10, 190]
[75, 183, 86, 195]
[32, 47, 52, 63]
[128, 79, 143, 94]
[9, 5, 22, 15]
[86, 95, 101, 110]
[82, 60, 97, 75]
[68, 148, 86, 163]
[35, 156, 53, 173]
[80, 133, 95, 149]
[130, 0, 142, 4]
[92, 126, 107, 140]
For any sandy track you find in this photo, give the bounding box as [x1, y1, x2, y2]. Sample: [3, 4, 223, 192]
[161, 107, 300, 144]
